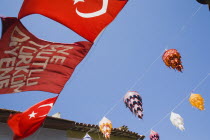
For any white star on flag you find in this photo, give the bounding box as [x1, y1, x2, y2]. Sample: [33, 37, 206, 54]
[28, 111, 37, 119]
[74, 0, 85, 5]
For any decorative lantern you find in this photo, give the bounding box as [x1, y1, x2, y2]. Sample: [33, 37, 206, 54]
[162, 49, 183, 72]
[189, 93, 205, 110]
[99, 117, 112, 139]
[124, 91, 143, 119]
[170, 112, 185, 131]
[150, 130, 160, 140]
[82, 133, 93, 140]
[52, 112, 61, 118]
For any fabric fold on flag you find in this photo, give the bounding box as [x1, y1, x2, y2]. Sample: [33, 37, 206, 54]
[7, 96, 58, 140]
[0, 17, 93, 94]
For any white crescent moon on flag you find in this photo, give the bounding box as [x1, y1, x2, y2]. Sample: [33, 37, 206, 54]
[38, 103, 53, 117]
[75, 0, 109, 18]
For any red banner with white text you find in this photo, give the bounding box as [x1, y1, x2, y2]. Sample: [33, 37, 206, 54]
[0, 17, 93, 94]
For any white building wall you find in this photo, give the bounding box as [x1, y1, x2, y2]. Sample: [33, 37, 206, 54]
[0, 123, 80, 140]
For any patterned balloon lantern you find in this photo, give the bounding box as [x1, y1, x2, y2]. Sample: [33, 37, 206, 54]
[99, 117, 112, 139]
[124, 91, 143, 119]
[170, 112, 185, 131]
[162, 49, 183, 72]
[150, 130, 160, 140]
[189, 93, 205, 110]
[82, 133, 93, 140]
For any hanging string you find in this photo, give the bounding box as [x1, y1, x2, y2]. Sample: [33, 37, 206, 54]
[164, 5, 203, 49]
[103, 96, 124, 117]
[101, 49, 165, 118]
[129, 4, 203, 134]
[93, 86, 129, 133]
[171, 73, 210, 112]
[129, 5, 203, 91]
[143, 73, 210, 135]
[85, 49, 165, 132]
[192, 73, 210, 92]
[83, 49, 164, 139]
[170, 76, 205, 111]
[87, 52, 162, 122]
[130, 50, 165, 91]
[145, 112, 171, 135]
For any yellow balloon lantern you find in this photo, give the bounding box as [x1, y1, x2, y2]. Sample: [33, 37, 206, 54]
[189, 93, 205, 110]
[99, 117, 112, 139]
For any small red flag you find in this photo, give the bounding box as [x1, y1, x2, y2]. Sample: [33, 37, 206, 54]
[0, 17, 93, 94]
[7, 96, 57, 140]
[18, 0, 128, 42]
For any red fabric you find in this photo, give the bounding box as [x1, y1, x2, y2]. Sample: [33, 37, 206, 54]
[7, 96, 58, 140]
[0, 17, 93, 94]
[18, 0, 128, 42]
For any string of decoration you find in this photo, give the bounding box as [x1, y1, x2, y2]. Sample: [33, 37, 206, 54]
[143, 73, 209, 135]
[164, 5, 203, 50]
[98, 4, 204, 137]
[102, 49, 165, 118]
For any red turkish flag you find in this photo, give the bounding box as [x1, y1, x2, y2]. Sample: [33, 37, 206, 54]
[18, 0, 128, 42]
[0, 17, 93, 94]
[7, 96, 57, 140]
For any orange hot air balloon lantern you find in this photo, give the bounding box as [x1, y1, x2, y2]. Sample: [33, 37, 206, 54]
[189, 93, 205, 110]
[162, 49, 183, 72]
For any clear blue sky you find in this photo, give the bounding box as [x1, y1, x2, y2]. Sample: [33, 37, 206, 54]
[0, 0, 210, 140]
